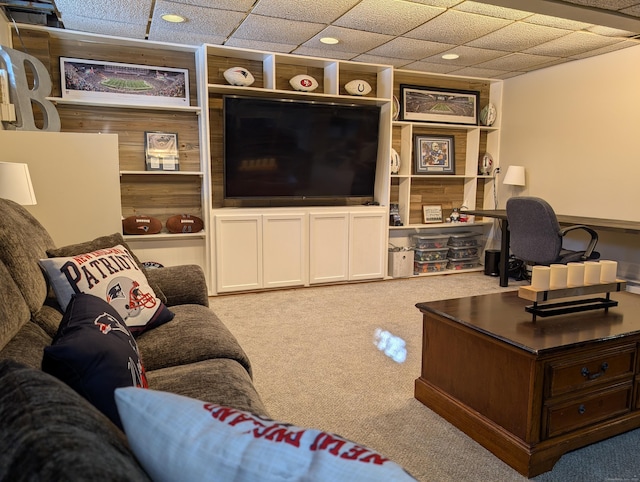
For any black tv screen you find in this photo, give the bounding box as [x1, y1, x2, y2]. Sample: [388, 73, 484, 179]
[223, 96, 380, 202]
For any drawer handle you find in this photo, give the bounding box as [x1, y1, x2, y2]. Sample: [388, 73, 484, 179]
[581, 362, 609, 380]
[578, 404, 586, 415]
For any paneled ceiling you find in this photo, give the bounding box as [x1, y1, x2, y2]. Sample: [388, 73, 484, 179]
[1, 0, 640, 78]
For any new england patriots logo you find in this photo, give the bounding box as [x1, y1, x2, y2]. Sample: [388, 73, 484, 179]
[94, 312, 129, 336]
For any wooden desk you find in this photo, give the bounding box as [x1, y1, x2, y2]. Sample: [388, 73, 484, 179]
[415, 290, 640, 477]
[464, 209, 640, 287]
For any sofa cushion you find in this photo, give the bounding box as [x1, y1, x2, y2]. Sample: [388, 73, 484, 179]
[0, 260, 32, 352]
[0, 199, 55, 315]
[136, 303, 251, 373]
[39, 244, 173, 336]
[115, 387, 417, 482]
[42, 293, 148, 429]
[47, 232, 167, 304]
[0, 359, 150, 481]
[146, 358, 268, 418]
[0, 321, 51, 369]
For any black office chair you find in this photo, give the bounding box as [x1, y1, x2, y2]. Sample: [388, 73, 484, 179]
[506, 196, 600, 265]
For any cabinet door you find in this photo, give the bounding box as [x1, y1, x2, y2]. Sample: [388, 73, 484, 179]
[215, 214, 262, 293]
[349, 211, 386, 281]
[309, 212, 349, 284]
[263, 213, 307, 289]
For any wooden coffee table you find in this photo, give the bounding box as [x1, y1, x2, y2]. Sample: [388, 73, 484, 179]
[415, 290, 640, 477]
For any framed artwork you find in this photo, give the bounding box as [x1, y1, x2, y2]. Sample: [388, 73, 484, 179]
[414, 135, 455, 175]
[60, 57, 189, 107]
[400, 85, 479, 125]
[145, 132, 179, 171]
[423, 205, 443, 224]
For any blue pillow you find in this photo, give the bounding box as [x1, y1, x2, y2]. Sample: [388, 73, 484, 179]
[42, 293, 148, 429]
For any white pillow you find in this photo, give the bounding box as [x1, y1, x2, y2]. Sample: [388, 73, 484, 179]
[115, 387, 417, 482]
[39, 244, 173, 336]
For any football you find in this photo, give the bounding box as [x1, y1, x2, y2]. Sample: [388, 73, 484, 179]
[289, 74, 318, 92]
[223, 67, 255, 87]
[122, 215, 162, 235]
[166, 214, 204, 234]
[344, 79, 372, 96]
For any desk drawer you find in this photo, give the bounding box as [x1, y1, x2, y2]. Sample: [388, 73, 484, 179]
[544, 381, 632, 439]
[546, 345, 636, 398]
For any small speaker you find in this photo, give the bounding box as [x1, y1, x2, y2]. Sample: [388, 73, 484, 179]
[484, 249, 501, 277]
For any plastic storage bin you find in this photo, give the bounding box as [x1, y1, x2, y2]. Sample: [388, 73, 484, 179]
[414, 259, 449, 274]
[414, 234, 449, 249]
[447, 232, 481, 247]
[414, 248, 449, 262]
[447, 246, 480, 259]
[447, 257, 481, 270]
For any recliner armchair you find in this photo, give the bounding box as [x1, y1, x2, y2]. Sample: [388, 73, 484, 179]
[506, 196, 600, 265]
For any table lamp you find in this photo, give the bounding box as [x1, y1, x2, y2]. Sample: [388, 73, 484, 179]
[0, 161, 37, 205]
[503, 165, 526, 187]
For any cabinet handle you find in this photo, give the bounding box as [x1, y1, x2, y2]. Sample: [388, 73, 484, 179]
[578, 404, 586, 415]
[581, 362, 609, 380]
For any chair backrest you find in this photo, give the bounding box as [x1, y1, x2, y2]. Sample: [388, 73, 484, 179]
[506, 196, 562, 265]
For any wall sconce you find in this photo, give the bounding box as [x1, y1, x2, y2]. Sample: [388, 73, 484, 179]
[0, 161, 37, 205]
[503, 165, 526, 187]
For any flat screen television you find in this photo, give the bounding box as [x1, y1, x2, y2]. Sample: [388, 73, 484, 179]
[223, 95, 381, 204]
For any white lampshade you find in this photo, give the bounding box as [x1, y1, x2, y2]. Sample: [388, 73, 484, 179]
[503, 165, 526, 186]
[0, 162, 37, 205]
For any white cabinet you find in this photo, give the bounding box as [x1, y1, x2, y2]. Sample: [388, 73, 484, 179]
[213, 207, 386, 293]
[349, 211, 386, 281]
[309, 212, 349, 284]
[214, 212, 306, 293]
[262, 213, 307, 289]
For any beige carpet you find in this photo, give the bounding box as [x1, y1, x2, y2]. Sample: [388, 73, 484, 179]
[210, 273, 640, 481]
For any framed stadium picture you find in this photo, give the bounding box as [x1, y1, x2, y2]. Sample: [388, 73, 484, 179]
[60, 58, 189, 107]
[400, 85, 478, 125]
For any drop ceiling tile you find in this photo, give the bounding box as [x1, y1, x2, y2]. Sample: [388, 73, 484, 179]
[403, 0, 461, 6]
[475, 52, 561, 71]
[524, 31, 622, 57]
[55, 0, 152, 22]
[621, 5, 640, 16]
[150, 3, 246, 38]
[448, 65, 509, 78]
[399, 60, 461, 74]
[333, 0, 445, 35]
[292, 46, 359, 60]
[165, 0, 255, 12]
[452, 1, 532, 20]
[421, 45, 508, 66]
[406, 10, 511, 44]
[232, 15, 325, 44]
[467, 22, 569, 51]
[366, 37, 454, 60]
[350, 53, 411, 67]
[520, 58, 571, 71]
[226, 38, 297, 53]
[251, 0, 359, 23]
[60, 16, 149, 38]
[587, 25, 638, 36]
[557, 0, 638, 8]
[524, 14, 592, 30]
[300, 26, 394, 53]
[151, 31, 227, 46]
[493, 71, 526, 80]
[569, 39, 640, 59]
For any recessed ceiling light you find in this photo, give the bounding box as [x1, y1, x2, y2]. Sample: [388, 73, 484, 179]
[161, 13, 186, 23]
[320, 37, 339, 45]
[442, 53, 459, 60]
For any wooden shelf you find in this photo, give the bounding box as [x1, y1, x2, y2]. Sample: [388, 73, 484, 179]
[46, 97, 202, 112]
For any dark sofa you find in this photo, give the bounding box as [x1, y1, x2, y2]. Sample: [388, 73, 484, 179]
[0, 198, 268, 479]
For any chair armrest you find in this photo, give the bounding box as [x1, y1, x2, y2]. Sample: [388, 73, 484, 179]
[559, 225, 599, 259]
[145, 265, 209, 307]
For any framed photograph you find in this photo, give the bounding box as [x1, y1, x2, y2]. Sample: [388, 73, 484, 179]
[145, 132, 179, 171]
[60, 57, 189, 107]
[400, 85, 479, 125]
[423, 205, 443, 224]
[414, 135, 455, 175]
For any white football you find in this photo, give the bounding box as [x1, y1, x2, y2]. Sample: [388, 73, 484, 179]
[345, 79, 372, 96]
[289, 74, 318, 92]
[390, 148, 401, 174]
[223, 67, 255, 87]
